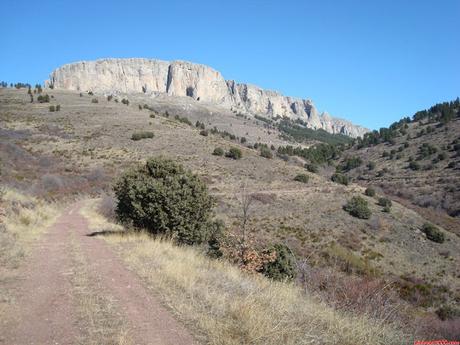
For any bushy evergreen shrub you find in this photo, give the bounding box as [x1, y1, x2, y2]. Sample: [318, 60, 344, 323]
[37, 94, 50, 103]
[377, 197, 392, 208]
[260, 243, 297, 281]
[131, 131, 154, 141]
[114, 157, 216, 245]
[260, 147, 273, 159]
[294, 174, 309, 183]
[344, 196, 372, 219]
[331, 173, 349, 185]
[225, 147, 242, 160]
[364, 187, 376, 197]
[421, 223, 444, 243]
[212, 147, 224, 156]
[304, 163, 318, 173]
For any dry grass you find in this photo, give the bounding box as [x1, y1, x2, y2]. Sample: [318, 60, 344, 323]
[0, 188, 60, 267]
[74, 193, 415, 345]
[101, 232, 411, 345]
[0, 188, 60, 326]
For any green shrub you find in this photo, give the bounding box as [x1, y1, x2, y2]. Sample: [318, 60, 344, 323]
[409, 161, 420, 170]
[206, 220, 225, 259]
[377, 197, 392, 208]
[199, 130, 208, 136]
[294, 174, 309, 183]
[225, 147, 242, 160]
[212, 147, 224, 156]
[114, 157, 216, 245]
[91, 98, 99, 103]
[344, 196, 372, 219]
[175, 115, 192, 126]
[331, 173, 349, 185]
[435, 305, 460, 321]
[240, 137, 247, 144]
[49, 105, 55, 112]
[260, 244, 297, 281]
[37, 94, 50, 103]
[121, 98, 129, 105]
[364, 187, 376, 197]
[131, 131, 154, 141]
[304, 163, 318, 173]
[56, 104, 60, 111]
[260, 147, 273, 159]
[367, 161, 376, 170]
[150, 113, 156, 118]
[421, 223, 445, 243]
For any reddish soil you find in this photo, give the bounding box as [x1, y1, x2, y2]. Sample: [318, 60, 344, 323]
[1, 202, 196, 345]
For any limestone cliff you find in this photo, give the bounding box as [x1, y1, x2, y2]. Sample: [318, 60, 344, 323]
[46, 58, 368, 137]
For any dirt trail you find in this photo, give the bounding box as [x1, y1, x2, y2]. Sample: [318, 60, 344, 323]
[1, 202, 196, 345]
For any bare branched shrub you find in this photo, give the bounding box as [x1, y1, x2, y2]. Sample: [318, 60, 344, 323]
[297, 261, 407, 325]
[98, 194, 116, 221]
[86, 167, 106, 182]
[41, 174, 64, 193]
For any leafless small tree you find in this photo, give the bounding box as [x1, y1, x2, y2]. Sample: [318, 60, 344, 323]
[237, 183, 254, 265]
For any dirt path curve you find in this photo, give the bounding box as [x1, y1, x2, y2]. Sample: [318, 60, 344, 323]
[1, 202, 197, 345]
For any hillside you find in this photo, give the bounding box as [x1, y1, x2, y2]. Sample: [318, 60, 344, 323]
[335, 99, 460, 233]
[1, 86, 459, 342]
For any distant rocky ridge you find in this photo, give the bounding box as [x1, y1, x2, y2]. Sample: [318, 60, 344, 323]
[46, 58, 368, 137]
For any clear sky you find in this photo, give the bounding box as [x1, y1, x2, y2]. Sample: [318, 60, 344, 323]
[1, 0, 459, 129]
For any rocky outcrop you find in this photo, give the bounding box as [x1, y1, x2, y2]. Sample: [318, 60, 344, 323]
[47, 58, 368, 137]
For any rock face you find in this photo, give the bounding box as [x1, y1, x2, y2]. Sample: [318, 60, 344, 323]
[47, 58, 368, 137]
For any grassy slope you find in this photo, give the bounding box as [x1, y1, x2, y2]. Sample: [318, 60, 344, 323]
[81, 200, 410, 345]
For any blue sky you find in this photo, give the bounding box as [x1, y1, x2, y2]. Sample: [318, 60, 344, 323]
[1, 0, 459, 129]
